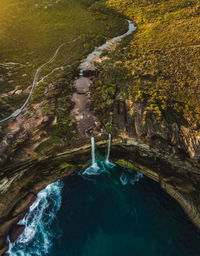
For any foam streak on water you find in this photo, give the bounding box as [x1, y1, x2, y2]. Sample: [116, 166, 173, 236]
[8, 181, 63, 256]
[120, 171, 143, 186]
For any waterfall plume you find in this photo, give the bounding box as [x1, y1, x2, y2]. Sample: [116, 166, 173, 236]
[83, 137, 100, 175]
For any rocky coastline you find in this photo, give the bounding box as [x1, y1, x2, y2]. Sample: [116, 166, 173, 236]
[0, 130, 200, 255]
[0, 14, 200, 256]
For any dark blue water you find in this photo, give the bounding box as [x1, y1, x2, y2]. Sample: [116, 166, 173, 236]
[9, 163, 200, 256]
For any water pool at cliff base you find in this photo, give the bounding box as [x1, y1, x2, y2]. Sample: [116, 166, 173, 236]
[9, 162, 200, 256]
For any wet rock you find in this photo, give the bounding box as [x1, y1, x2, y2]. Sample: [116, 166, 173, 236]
[0, 18, 199, 251]
[9, 224, 25, 243]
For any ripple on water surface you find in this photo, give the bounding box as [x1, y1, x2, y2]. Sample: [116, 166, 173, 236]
[8, 163, 200, 256]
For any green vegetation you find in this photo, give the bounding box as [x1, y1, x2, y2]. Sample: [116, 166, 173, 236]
[2, 0, 200, 154]
[59, 162, 75, 170]
[35, 136, 62, 153]
[0, 0, 126, 118]
[0, 0, 128, 154]
[31, 82, 48, 103]
[91, 35, 134, 126]
[91, 0, 200, 128]
[115, 159, 139, 171]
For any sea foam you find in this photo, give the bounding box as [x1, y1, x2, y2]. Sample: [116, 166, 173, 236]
[8, 180, 63, 256]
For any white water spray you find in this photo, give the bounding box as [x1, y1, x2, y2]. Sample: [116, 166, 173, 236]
[8, 181, 63, 256]
[79, 69, 83, 76]
[120, 171, 143, 186]
[83, 137, 100, 175]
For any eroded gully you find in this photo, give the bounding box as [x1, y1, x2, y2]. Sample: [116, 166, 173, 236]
[71, 20, 136, 137]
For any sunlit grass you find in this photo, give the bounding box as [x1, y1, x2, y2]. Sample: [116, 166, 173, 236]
[0, 0, 126, 94]
[100, 0, 200, 126]
[0, 0, 127, 151]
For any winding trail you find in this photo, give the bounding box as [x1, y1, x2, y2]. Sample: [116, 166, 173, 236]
[71, 20, 136, 137]
[0, 37, 80, 124]
[0, 20, 135, 126]
[0, 44, 65, 123]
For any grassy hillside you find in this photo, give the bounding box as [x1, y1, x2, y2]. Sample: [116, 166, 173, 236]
[0, 0, 128, 153]
[92, 0, 200, 129]
[0, 0, 126, 117]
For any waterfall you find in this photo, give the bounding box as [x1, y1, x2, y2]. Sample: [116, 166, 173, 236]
[83, 137, 99, 175]
[82, 135, 116, 176]
[91, 136, 96, 166]
[106, 134, 111, 162]
[105, 134, 115, 167]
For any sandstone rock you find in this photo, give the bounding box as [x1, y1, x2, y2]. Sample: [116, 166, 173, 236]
[182, 127, 200, 159]
[15, 90, 23, 95]
[133, 103, 145, 137]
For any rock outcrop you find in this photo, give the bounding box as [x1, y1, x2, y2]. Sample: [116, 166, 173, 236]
[113, 99, 200, 162]
[0, 16, 200, 256]
[0, 117, 200, 254]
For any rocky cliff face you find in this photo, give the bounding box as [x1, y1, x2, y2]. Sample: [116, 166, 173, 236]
[110, 98, 200, 228]
[0, 141, 101, 255]
[0, 96, 200, 255]
[0, 4, 200, 254]
[113, 99, 200, 161]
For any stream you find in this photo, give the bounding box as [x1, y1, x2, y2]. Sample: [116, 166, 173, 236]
[6, 19, 200, 256]
[71, 20, 135, 137]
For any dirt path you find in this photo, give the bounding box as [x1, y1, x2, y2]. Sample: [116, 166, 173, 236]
[0, 37, 81, 124]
